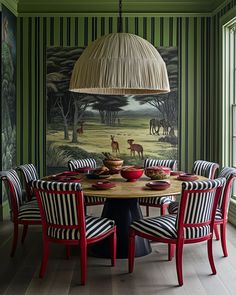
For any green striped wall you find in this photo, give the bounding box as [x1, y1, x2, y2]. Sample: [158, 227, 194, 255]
[17, 0, 236, 176]
[17, 15, 214, 175]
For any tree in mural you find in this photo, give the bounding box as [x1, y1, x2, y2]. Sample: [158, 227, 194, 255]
[92, 95, 129, 126]
[134, 47, 178, 135]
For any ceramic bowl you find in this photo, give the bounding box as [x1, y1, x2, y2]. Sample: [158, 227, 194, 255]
[145, 166, 171, 180]
[103, 159, 124, 171]
[120, 166, 144, 182]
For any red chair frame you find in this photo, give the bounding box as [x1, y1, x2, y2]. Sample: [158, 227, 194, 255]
[214, 174, 236, 257]
[34, 186, 116, 285]
[1, 176, 41, 257]
[128, 185, 223, 286]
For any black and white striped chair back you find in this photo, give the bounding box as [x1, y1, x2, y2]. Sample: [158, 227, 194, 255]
[176, 178, 226, 239]
[32, 180, 83, 228]
[2, 169, 24, 210]
[192, 160, 219, 179]
[144, 159, 177, 171]
[18, 164, 39, 183]
[68, 158, 97, 171]
[218, 167, 236, 210]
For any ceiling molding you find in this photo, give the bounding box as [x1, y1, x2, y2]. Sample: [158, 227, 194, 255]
[1, 0, 18, 15]
[16, 0, 228, 14]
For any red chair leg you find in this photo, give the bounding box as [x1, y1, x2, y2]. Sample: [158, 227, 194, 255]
[207, 238, 216, 274]
[110, 229, 117, 267]
[128, 229, 136, 273]
[66, 245, 71, 259]
[168, 244, 175, 261]
[176, 240, 184, 286]
[146, 206, 149, 217]
[11, 222, 18, 257]
[220, 222, 228, 257]
[39, 240, 49, 278]
[21, 224, 28, 244]
[80, 242, 87, 285]
[214, 224, 220, 240]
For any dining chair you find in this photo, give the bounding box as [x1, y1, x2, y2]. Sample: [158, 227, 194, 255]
[17, 163, 39, 201]
[213, 167, 236, 256]
[0, 169, 41, 257]
[32, 179, 116, 285]
[68, 158, 106, 209]
[139, 159, 177, 216]
[169, 160, 219, 215]
[192, 160, 219, 179]
[128, 177, 225, 286]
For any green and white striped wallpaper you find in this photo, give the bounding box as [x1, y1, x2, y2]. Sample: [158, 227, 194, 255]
[16, 1, 236, 176]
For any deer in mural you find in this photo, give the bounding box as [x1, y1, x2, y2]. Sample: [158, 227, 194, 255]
[77, 121, 84, 135]
[127, 139, 144, 159]
[111, 135, 120, 155]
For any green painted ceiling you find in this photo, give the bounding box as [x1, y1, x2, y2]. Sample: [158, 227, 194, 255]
[11, 0, 229, 14]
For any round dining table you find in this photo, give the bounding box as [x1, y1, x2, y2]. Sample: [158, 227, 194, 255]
[80, 173, 206, 259]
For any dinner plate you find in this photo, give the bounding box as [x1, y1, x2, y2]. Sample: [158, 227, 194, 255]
[75, 167, 96, 173]
[92, 181, 116, 190]
[170, 171, 184, 176]
[145, 181, 171, 190]
[177, 173, 198, 181]
[86, 173, 110, 179]
[48, 175, 81, 182]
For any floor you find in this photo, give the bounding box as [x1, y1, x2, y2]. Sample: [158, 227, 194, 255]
[0, 206, 236, 295]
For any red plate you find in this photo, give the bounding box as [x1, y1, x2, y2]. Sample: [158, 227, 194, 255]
[92, 181, 116, 190]
[57, 171, 80, 176]
[170, 171, 184, 176]
[145, 181, 171, 190]
[48, 175, 81, 182]
[76, 167, 96, 173]
[177, 173, 198, 181]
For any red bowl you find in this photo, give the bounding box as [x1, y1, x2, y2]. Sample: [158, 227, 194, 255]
[146, 181, 171, 190]
[120, 166, 144, 182]
[170, 171, 184, 176]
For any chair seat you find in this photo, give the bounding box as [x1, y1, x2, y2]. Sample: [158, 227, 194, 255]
[139, 196, 174, 206]
[84, 196, 106, 205]
[130, 214, 211, 240]
[18, 200, 41, 221]
[47, 216, 115, 240]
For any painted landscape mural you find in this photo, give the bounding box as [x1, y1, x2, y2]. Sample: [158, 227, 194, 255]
[1, 5, 16, 203]
[46, 47, 178, 173]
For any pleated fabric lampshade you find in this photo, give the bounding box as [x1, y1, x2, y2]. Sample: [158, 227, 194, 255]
[69, 32, 170, 95]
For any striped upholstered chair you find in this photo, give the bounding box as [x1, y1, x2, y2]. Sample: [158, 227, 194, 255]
[168, 160, 219, 215]
[68, 158, 106, 209]
[0, 169, 41, 257]
[213, 167, 236, 256]
[17, 164, 39, 201]
[128, 178, 225, 286]
[32, 180, 116, 285]
[192, 160, 219, 179]
[139, 159, 177, 216]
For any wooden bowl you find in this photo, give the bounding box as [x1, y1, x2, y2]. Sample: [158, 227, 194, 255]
[103, 159, 124, 170]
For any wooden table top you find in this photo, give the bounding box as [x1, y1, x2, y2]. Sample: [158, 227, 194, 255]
[80, 174, 207, 199]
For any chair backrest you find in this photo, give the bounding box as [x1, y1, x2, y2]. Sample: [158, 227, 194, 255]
[17, 164, 39, 197]
[0, 169, 24, 217]
[32, 180, 86, 239]
[68, 158, 97, 171]
[192, 160, 219, 179]
[144, 159, 177, 171]
[176, 178, 226, 239]
[218, 167, 236, 217]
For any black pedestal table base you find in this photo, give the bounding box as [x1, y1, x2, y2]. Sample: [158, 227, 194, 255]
[89, 198, 151, 259]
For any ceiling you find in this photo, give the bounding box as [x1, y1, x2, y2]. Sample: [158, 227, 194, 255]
[14, 0, 229, 14]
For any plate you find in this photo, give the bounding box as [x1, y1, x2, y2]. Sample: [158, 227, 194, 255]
[170, 171, 184, 176]
[177, 173, 198, 181]
[75, 167, 96, 173]
[92, 181, 116, 190]
[57, 171, 80, 177]
[145, 181, 171, 190]
[86, 173, 110, 179]
[48, 175, 81, 182]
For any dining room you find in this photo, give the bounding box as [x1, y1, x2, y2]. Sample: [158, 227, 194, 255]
[0, 0, 236, 294]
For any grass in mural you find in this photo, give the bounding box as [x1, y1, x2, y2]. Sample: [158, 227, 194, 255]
[47, 115, 178, 168]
